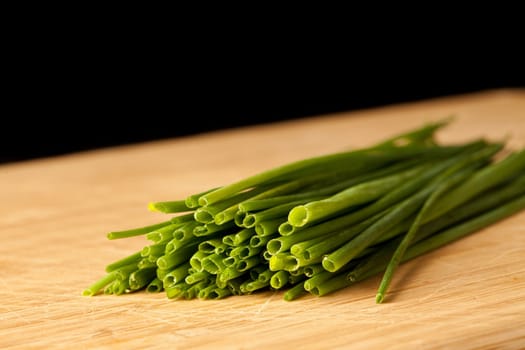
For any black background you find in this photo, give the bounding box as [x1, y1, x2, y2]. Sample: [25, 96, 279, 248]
[3, 13, 525, 165]
[2, 55, 523, 165]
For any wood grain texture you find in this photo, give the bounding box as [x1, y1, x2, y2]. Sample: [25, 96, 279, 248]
[1, 89, 524, 350]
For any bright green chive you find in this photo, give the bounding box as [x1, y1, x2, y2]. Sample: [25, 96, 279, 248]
[254, 218, 284, 236]
[107, 220, 173, 240]
[157, 244, 197, 270]
[185, 271, 211, 285]
[283, 282, 308, 301]
[270, 270, 290, 289]
[83, 271, 118, 296]
[129, 267, 156, 291]
[249, 234, 276, 249]
[165, 282, 191, 299]
[162, 263, 191, 288]
[376, 163, 480, 303]
[189, 250, 209, 272]
[201, 254, 226, 274]
[236, 256, 260, 272]
[85, 122, 524, 304]
[348, 194, 525, 295]
[230, 245, 263, 259]
[146, 278, 164, 293]
[148, 200, 191, 213]
[288, 166, 424, 227]
[105, 252, 142, 273]
[112, 279, 130, 295]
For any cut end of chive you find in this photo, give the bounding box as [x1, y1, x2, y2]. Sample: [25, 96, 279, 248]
[309, 287, 320, 297]
[202, 259, 221, 274]
[303, 280, 314, 292]
[254, 224, 268, 236]
[190, 256, 204, 272]
[237, 261, 248, 271]
[347, 273, 357, 282]
[184, 197, 197, 208]
[269, 254, 299, 272]
[266, 239, 282, 255]
[223, 256, 236, 267]
[249, 235, 263, 247]
[194, 210, 214, 224]
[141, 246, 151, 257]
[288, 206, 309, 227]
[165, 242, 175, 255]
[278, 222, 295, 235]
[198, 197, 208, 206]
[222, 235, 235, 246]
[163, 275, 175, 287]
[147, 284, 162, 293]
[284, 283, 306, 301]
[146, 232, 162, 243]
[321, 257, 337, 272]
[172, 230, 184, 241]
[243, 215, 256, 228]
[157, 257, 168, 270]
[376, 292, 385, 304]
[82, 289, 95, 296]
[214, 213, 227, 225]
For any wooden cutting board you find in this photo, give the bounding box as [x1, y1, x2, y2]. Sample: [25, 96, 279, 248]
[1, 89, 524, 350]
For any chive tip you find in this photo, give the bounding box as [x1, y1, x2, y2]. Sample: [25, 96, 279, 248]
[376, 293, 384, 304]
[82, 289, 94, 297]
[148, 202, 159, 212]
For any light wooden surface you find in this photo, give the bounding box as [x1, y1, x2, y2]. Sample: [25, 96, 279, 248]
[1, 89, 524, 350]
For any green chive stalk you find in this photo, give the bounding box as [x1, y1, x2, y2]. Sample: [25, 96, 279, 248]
[83, 121, 524, 303]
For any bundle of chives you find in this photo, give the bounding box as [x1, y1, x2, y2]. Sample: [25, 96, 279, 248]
[83, 119, 525, 304]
